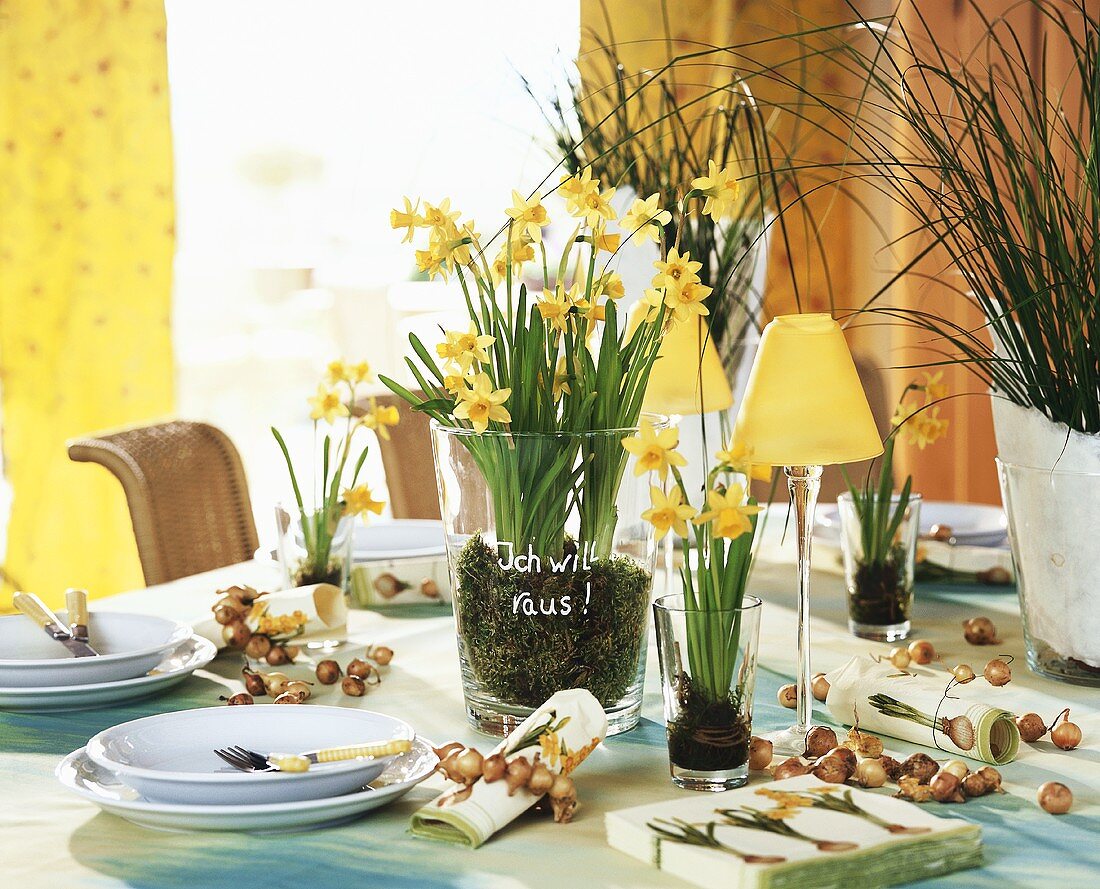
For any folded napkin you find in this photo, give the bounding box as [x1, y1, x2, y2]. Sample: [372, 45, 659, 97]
[409, 688, 608, 847]
[193, 583, 347, 649]
[825, 656, 1020, 764]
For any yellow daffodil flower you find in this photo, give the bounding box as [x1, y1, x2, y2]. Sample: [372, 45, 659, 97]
[691, 159, 743, 219]
[536, 284, 576, 332]
[453, 373, 512, 433]
[664, 278, 713, 323]
[360, 397, 400, 441]
[596, 272, 625, 300]
[415, 242, 449, 280]
[421, 198, 460, 232]
[652, 246, 703, 293]
[593, 228, 621, 254]
[343, 484, 386, 519]
[552, 355, 572, 401]
[436, 324, 495, 366]
[641, 485, 696, 539]
[490, 240, 535, 285]
[573, 185, 617, 228]
[897, 405, 949, 449]
[389, 196, 422, 243]
[559, 166, 596, 208]
[308, 384, 350, 424]
[347, 361, 372, 384]
[715, 440, 772, 482]
[576, 295, 606, 324]
[506, 190, 551, 244]
[693, 484, 762, 539]
[621, 193, 672, 244]
[621, 420, 687, 481]
[326, 360, 350, 384]
[442, 372, 470, 394]
[921, 370, 948, 403]
[641, 287, 666, 322]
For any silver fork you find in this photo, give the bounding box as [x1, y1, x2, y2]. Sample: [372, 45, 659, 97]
[215, 746, 269, 772]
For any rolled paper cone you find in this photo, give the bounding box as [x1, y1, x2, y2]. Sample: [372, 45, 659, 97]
[194, 583, 347, 649]
[824, 656, 1020, 765]
[409, 688, 608, 847]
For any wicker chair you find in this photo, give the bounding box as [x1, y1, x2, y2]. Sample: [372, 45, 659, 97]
[354, 391, 441, 521]
[67, 421, 259, 586]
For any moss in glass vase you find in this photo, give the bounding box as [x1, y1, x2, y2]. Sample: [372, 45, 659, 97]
[666, 673, 752, 772]
[848, 542, 913, 626]
[454, 535, 650, 708]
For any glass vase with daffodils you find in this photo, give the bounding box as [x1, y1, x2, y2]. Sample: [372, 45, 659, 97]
[839, 374, 949, 641]
[643, 432, 767, 790]
[272, 360, 390, 590]
[382, 163, 733, 735]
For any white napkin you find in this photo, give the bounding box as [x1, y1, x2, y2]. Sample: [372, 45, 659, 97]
[409, 688, 608, 847]
[193, 583, 347, 649]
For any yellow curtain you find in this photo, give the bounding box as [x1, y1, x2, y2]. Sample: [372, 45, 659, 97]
[0, 0, 175, 608]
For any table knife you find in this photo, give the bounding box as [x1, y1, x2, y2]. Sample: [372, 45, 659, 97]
[12, 591, 100, 658]
[65, 588, 92, 644]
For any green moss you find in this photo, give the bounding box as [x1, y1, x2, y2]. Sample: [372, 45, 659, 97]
[454, 535, 651, 708]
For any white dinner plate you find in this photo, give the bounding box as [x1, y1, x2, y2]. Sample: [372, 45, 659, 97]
[0, 612, 192, 688]
[86, 706, 413, 805]
[56, 737, 438, 833]
[816, 500, 1008, 546]
[352, 519, 446, 560]
[0, 636, 216, 712]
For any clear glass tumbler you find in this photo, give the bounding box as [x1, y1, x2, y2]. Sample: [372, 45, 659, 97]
[653, 593, 762, 791]
[837, 492, 922, 642]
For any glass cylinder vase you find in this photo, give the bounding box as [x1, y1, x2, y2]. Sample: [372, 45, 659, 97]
[274, 502, 353, 592]
[838, 492, 922, 642]
[653, 593, 762, 791]
[431, 420, 661, 737]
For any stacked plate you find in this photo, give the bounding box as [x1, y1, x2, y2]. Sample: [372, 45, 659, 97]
[57, 706, 437, 832]
[816, 501, 1009, 548]
[0, 612, 214, 711]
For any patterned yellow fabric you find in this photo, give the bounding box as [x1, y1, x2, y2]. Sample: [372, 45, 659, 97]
[0, 0, 175, 608]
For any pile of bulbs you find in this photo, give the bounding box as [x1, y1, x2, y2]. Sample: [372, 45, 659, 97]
[218, 644, 395, 704]
[431, 742, 578, 823]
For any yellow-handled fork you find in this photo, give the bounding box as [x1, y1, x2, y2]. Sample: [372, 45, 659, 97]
[214, 739, 412, 773]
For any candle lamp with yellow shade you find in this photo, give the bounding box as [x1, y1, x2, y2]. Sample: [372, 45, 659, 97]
[733, 313, 882, 753]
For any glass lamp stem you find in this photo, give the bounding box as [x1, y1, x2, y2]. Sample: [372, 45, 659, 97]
[786, 464, 822, 738]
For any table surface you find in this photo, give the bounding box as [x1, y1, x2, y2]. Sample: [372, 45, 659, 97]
[2, 520, 1098, 889]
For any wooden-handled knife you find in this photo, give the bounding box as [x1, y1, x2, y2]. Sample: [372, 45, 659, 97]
[12, 591, 99, 658]
[65, 588, 92, 644]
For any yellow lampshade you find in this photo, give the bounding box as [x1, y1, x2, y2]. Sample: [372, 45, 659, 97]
[733, 313, 882, 466]
[629, 307, 733, 415]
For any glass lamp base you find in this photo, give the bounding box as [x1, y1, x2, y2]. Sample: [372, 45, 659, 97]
[849, 618, 910, 642]
[670, 762, 748, 792]
[760, 723, 813, 757]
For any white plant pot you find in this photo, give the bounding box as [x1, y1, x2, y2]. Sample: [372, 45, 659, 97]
[993, 397, 1100, 681]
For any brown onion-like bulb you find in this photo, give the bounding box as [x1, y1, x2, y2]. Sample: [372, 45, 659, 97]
[962, 616, 997, 645]
[222, 621, 252, 648]
[811, 673, 831, 702]
[548, 774, 577, 823]
[976, 766, 1002, 792]
[453, 748, 484, 782]
[315, 659, 341, 685]
[1037, 781, 1073, 814]
[221, 693, 254, 705]
[879, 755, 903, 781]
[942, 760, 969, 781]
[1051, 711, 1082, 750]
[346, 658, 371, 679]
[845, 728, 883, 759]
[811, 755, 850, 784]
[748, 736, 773, 771]
[242, 669, 267, 697]
[244, 634, 273, 660]
[900, 752, 938, 784]
[341, 675, 366, 697]
[772, 757, 809, 780]
[983, 658, 1012, 686]
[855, 759, 886, 788]
[364, 644, 394, 666]
[1016, 712, 1047, 743]
[262, 671, 291, 696]
[930, 771, 964, 802]
[481, 752, 506, 783]
[961, 772, 992, 797]
[907, 640, 935, 665]
[265, 645, 290, 666]
[952, 664, 976, 684]
[777, 684, 797, 708]
[273, 691, 301, 703]
[527, 760, 554, 794]
[504, 757, 532, 795]
[826, 746, 858, 774]
[888, 647, 911, 669]
[213, 604, 239, 626]
[285, 680, 312, 701]
[805, 726, 838, 759]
